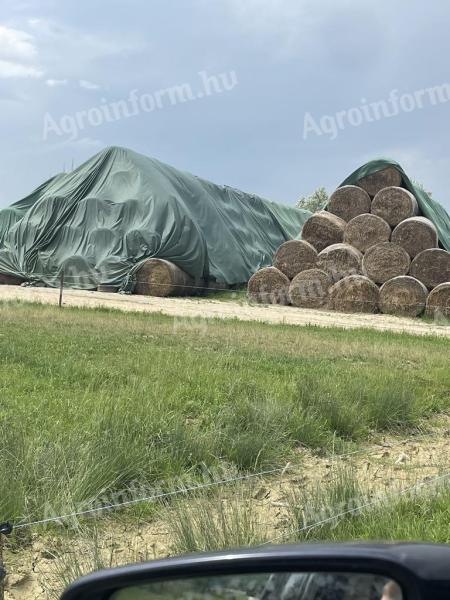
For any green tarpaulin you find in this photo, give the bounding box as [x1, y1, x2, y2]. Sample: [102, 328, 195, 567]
[0, 146, 310, 289]
[340, 158, 450, 251]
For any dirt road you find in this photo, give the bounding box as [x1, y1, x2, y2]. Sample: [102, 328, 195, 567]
[0, 284, 449, 337]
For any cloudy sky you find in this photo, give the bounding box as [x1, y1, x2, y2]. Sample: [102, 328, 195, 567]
[1, 0, 450, 209]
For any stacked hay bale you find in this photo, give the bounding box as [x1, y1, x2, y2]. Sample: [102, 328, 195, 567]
[248, 166, 450, 318]
[134, 258, 195, 297]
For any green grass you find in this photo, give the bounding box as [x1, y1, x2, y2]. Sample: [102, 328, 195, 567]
[0, 300, 449, 525]
[166, 468, 450, 556]
[40, 469, 450, 599]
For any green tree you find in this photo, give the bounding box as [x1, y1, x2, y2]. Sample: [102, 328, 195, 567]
[296, 187, 328, 212]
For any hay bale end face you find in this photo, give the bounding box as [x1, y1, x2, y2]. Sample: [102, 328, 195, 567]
[362, 242, 410, 284]
[272, 239, 317, 279]
[329, 274, 379, 314]
[289, 268, 333, 309]
[301, 211, 346, 252]
[371, 186, 418, 226]
[317, 243, 363, 282]
[426, 282, 450, 318]
[410, 248, 450, 289]
[391, 216, 438, 258]
[343, 213, 391, 253]
[134, 258, 194, 297]
[0, 272, 24, 285]
[379, 276, 428, 317]
[327, 185, 371, 222]
[356, 166, 402, 197]
[247, 266, 290, 304]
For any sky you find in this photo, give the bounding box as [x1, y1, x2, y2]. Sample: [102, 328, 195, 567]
[1, 0, 450, 210]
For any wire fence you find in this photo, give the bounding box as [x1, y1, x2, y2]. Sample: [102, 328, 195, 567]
[2, 273, 447, 312]
[263, 469, 450, 545]
[5, 432, 447, 533]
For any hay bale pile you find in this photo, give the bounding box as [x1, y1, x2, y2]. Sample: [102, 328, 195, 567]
[301, 211, 346, 252]
[134, 258, 194, 297]
[317, 243, 362, 282]
[247, 266, 290, 304]
[272, 240, 317, 279]
[248, 166, 450, 318]
[343, 213, 391, 252]
[426, 282, 450, 318]
[289, 269, 332, 308]
[379, 276, 428, 318]
[0, 273, 24, 285]
[362, 242, 410, 284]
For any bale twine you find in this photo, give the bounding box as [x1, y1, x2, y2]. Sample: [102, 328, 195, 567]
[379, 276, 428, 317]
[272, 239, 317, 279]
[410, 248, 450, 289]
[327, 185, 371, 222]
[391, 216, 438, 258]
[288, 268, 333, 309]
[343, 213, 391, 253]
[362, 242, 410, 284]
[356, 166, 402, 197]
[371, 186, 418, 226]
[247, 266, 290, 305]
[425, 282, 450, 318]
[317, 243, 363, 282]
[134, 258, 194, 297]
[301, 211, 346, 252]
[0, 272, 24, 285]
[328, 275, 379, 314]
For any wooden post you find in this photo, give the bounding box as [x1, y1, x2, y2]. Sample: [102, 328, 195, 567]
[0, 523, 13, 600]
[0, 531, 4, 600]
[59, 270, 65, 308]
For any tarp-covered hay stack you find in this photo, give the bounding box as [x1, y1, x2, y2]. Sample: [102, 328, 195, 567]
[0, 146, 310, 297]
[248, 160, 450, 319]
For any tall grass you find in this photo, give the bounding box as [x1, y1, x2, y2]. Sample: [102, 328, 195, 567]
[167, 468, 450, 555]
[0, 301, 448, 524]
[43, 468, 450, 598]
[168, 483, 270, 553]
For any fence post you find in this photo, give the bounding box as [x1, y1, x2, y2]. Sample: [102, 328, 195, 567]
[59, 269, 65, 308]
[0, 523, 13, 600]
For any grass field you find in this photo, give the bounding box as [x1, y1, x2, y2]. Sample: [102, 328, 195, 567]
[48, 469, 450, 597]
[0, 300, 449, 527]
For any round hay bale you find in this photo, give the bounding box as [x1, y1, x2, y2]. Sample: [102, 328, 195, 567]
[273, 239, 317, 279]
[301, 211, 346, 252]
[317, 243, 363, 282]
[379, 276, 428, 317]
[247, 266, 290, 305]
[327, 185, 371, 222]
[391, 216, 438, 258]
[329, 275, 379, 314]
[371, 186, 418, 226]
[134, 258, 194, 297]
[343, 213, 391, 253]
[288, 268, 333, 309]
[362, 242, 410, 284]
[410, 248, 450, 289]
[97, 284, 120, 293]
[425, 282, 450, 318]
[0, 272, 24, 285]
[356, 166, 402, 197]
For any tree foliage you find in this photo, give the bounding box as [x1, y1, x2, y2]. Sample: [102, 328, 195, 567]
[296, 187, 328, 213]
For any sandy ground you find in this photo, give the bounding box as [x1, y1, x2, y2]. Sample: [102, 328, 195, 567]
[0, 284, 449, 337]
[4, 417, 450, 600]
